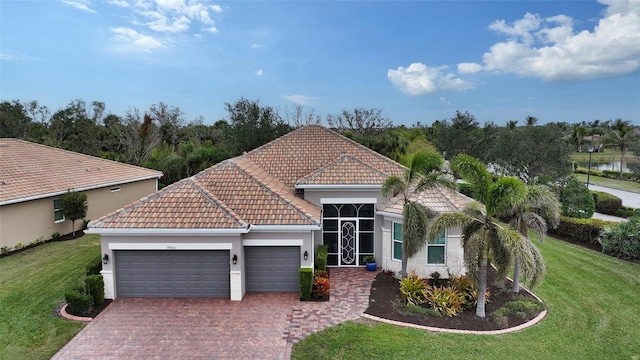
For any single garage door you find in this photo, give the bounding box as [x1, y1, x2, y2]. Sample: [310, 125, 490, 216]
[245, 247, 300, 292]
[115, 250, 230, 297]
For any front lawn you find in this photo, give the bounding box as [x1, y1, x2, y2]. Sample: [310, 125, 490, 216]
[292, 236, 640, 359]
[0, 235, 100, 360]
[574, 173, 640, 193]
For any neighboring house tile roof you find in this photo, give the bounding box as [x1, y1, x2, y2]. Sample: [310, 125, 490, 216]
[378, 186, 476, 216]
[296, 154, 390, 186]
[244, 126, 405, 188]
[0, 138, 162, 205]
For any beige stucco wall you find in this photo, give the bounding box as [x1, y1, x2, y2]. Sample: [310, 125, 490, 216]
[0, 179, 157, 250]
[380, 218, 466, 278]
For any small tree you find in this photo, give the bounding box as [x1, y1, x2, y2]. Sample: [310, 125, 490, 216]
[561, 177, 595, 219]
[61, 190, 88, 236]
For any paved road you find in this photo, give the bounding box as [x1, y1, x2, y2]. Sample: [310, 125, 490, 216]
[587, 184, 640, 209]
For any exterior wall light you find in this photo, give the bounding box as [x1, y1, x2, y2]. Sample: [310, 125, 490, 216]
[232, 254, 238, 265]
[102, 253, 109, 264]
[304, 251, 309, 260]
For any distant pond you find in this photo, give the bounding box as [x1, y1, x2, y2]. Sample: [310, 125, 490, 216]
[578, 159, 640, 173]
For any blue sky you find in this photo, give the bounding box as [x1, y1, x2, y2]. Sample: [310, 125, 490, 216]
[1, 0, 639, 126]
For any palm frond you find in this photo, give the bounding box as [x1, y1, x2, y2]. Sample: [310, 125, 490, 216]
[525, 212, 547, 242]
[487, 176, 528, 216]
[402, 202, 430, 258]
[450, 154, 492, 203]
[382, 175, 406, 198]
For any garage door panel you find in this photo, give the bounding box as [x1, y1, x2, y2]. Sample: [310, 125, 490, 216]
[245, 247, 300, 293]
[116, 250, 230, 297]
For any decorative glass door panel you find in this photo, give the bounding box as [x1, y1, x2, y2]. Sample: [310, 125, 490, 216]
[340, 221, 356, 265]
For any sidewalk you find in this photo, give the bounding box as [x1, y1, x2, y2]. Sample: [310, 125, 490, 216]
[592, 212, 626, 222]
[587, 184, 640, 209]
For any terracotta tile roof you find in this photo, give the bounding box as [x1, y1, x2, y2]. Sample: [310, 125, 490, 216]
[296, 154, 390, 186]
[378, 186, 476, 216]
[0, 138, 161, 205]
[244, 126, 405, 188]
[193, 158, 320, 226]
[91, 179, 248, 229]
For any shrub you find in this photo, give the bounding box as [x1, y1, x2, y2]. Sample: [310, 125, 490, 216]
[425, 286, 464, 317]
[65, 288, 93, 316]
[51, 232, 62, 241]
[615, 206, 639, 218]
[316, 245, 328, 271]
[1, 245, 11, 255]
[86, 256, 102, 275]
[492, 296, 545, 328]
[561, 177, 595, 218]
[399, 272, 428, 306]
[299, 267, 313, 300]
[394, 302, 438, 317]
[551, 216, 616, 244]
[591, 191, 622, 215]
[598, 216, 640, 260]
[85, 275, 105, 306]
[448, 275, 478, 309]
[574, 167, 604, 177]
[312, 276, 330, 299]
[314, 269, 328, 279]
[14, 242, 25, 250]
[363, 255, 376, 264]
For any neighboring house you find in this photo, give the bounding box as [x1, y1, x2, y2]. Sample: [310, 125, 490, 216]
[88, 126, 473, 301]
[0, 138, 162, 250]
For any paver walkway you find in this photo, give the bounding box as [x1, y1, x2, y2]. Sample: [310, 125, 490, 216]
[52, 268, 376, 360]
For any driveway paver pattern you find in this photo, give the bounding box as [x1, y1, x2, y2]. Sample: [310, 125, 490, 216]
[52, 268, 376, 360]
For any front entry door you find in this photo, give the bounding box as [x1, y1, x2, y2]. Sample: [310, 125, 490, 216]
[340, 220, 357, 266]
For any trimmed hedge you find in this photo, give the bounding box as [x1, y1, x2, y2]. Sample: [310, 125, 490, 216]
[86, 274, 105, 306]
[591, 191, 623, 216]
[550, 216, 617, 244]
[615, 206, 640, 218]
[561, 177, 595, 219]
[299, 267, 313, 300]
[86, 255, 102, 275]
[316, 245, 328, 271]
[65, 288, 93, 316]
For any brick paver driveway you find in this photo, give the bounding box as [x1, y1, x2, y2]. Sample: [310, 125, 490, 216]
[53, 268, 376, 360]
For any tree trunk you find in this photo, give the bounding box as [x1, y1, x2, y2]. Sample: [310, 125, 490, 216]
[401, 251, 408, 278]
[71, 220, 76, 237]
[619, 149, 625, 180]
[476, 254, 488, 318]
[512, 257, 521, 293]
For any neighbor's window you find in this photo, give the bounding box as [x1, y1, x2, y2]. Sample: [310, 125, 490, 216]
[53, 198, 64, 222]
[393, 222, 402, 261]
[427, 230, 446, 264]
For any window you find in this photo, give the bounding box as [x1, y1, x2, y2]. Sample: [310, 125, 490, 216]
[427, 230, 446, 264]
[392, 222, 402, 261]
[322, 203, 375, 266]
[53, 198, 64, 222]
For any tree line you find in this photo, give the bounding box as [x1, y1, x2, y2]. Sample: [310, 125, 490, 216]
[1, 98, 637, 186]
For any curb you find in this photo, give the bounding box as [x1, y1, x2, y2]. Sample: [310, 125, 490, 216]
[60, 304, 93, 322]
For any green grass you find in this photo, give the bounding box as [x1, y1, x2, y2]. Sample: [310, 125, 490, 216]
[572, 150, 636, 163]
[0, 235, 101, 360]
[292, 236, 640, 360]
[574, 173, 640, 193]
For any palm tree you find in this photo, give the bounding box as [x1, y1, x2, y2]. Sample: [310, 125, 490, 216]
[525, 116, 538, 127]
[381, 148, 455, 278]
[427, 154, 545, 318]
[503, 185, 560, 294]
[506, 120, 518, 132]
[603, 124, 637, 179]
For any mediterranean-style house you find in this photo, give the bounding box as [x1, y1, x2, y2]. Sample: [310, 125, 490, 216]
[88, 126, 473, 301]
[0, 138, 162, 251]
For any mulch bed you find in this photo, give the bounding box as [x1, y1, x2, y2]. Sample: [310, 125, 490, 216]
[365, 267, 542, 331]
[64, 299, 113, 319]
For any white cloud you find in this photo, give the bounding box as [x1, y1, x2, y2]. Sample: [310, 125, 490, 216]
[439, 97, 452, 106]
[108, 0, 130, 7]
[477, 0, 640, 81]
[110, 27, 164, 52]
[387, 63, 475, 95]
[62, 0, 96, 13]
[457, 62, 483, 74]
[110, 0, 223, 34]
[256, 69, 263, 76]
[250, 43, 263, 49]
[282, 95, 314, 106]
[0, 50, 39, 62]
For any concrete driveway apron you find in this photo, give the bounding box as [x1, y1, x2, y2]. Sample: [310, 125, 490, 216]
[52, 268, 376, 360]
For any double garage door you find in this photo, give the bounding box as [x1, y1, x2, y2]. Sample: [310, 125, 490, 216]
[115, 247, 300, 297]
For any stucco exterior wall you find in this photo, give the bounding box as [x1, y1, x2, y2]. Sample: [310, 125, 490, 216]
[380, 218, 466, 278]
[0, 179, 157, 250]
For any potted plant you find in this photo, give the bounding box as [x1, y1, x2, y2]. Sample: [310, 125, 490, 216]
[364, 255, 377, 271]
